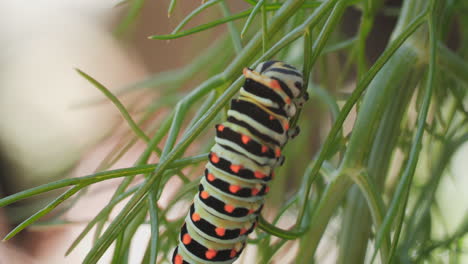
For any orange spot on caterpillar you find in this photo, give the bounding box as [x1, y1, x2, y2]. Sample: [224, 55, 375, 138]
[261, 145, 268, 153]
[201, 191, 210, 199]
[284, 122, 290, 131]
[205, 249, 217, 260]
[224, 204, 235, 213]
[251, 188, 260, 196]
[192, 213, 201, 222]
[217, 124, 225, 132]
[285, 97, 292, 105]
[270, 80, 281, 90]
[242, 68, 249, 76]
[230, 164, 242, 173]
[248, 209, 255, 215]
[229, 185, 241, 193]
[174, 254, 183, 264]
[207, 173, 215, 182]
[210, 153, 220, 163]
[241, 135, 250, 144]
[182, 234, 191, 245]
[240, 228, 247, 235]
[230, 249, 237, 258]
[269, 115, 275, 120]
[275, 148, 281, 158]
[254, 171, 265, 179]
[265, 186, 270, 194]
[215, 227, 226, 236]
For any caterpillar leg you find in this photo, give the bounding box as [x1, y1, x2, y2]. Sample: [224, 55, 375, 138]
[277, 155, 285, 166]
[296, 92, 309, 108]
[287, 126, 300, 139]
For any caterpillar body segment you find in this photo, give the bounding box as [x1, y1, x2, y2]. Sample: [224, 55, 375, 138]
[172, 61, 307, 264]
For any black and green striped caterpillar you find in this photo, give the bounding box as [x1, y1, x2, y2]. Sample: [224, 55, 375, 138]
[172, 61, 307, 264]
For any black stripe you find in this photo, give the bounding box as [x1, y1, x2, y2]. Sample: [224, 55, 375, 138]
[227, 116, 281, 146]
[180, 224, 243, 262]
[230, 99, 284, 134]
[218, 143, 270, 167]
[271, 77, 294, 98]
[260, 60, 278, 73]
[282, 63, 298, 70]
[208, 152, 273, 182]
[204, 168, 267, 199]
[189, 203, 245, 241]
[216, 125, 275, 159]
[267, 105, 288, 118]
[267, 67, 302, 77]
[243, 78, 285, 107]
[198, 185, 255, 218]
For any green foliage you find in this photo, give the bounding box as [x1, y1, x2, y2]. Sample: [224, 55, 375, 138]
[1, 0, 467, 263]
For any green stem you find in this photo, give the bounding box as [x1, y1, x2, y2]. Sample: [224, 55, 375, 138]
[384, 1, 438, 262]
[297, 173, 353, 263]
[339, 41, 425, 264]
[148, 188, 160, 264]
[220, 1, 243, 54]
[261, 0, 268, 54]
[438, 43, 468, 85]
[347, 171, 389, 262]
[297, 7, 429, 261]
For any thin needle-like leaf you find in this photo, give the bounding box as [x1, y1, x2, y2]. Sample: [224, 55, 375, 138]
[113, 35, 231, 97]
[171, 0, 222, 34]
[151, 9, 253, 40]
[0, 154, 207, 207]
[148, 182, 160, 264]
[168, 0, 177, 17]
[115, 0, 146, 36]
[3, 185, 82, 240]
[261, 0, 268, 53]
[302, 26, 313, 87]
[76, 69, 150, 143]
[243, 0, 257, 5]
[65, 184, 141, 255]
[240, 0, 266, 38]
[438, 43, 468, 86]
[220, 1, 243, 54]
[322, 37, 356, 54]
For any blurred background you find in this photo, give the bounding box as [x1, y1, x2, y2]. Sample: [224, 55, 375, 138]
[0, 0, 466, 263]
[0, 1, 246, 263]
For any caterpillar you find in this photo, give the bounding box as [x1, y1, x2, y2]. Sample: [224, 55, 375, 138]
[172, 61, 307, 264]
